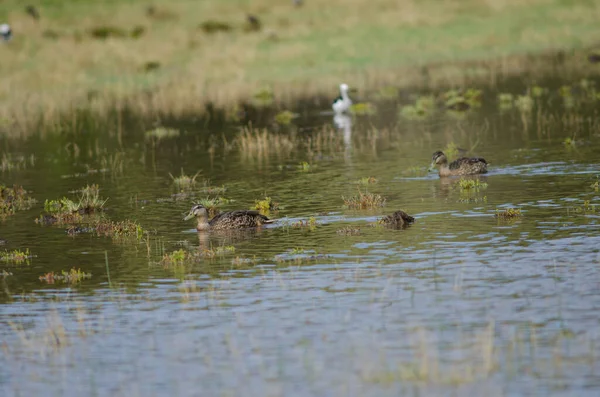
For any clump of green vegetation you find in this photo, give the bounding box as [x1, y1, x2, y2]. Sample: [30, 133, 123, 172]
[591, 177, 599, 192]
[38, 185, 107, 225]
[198, 196, 230, 215]
[170, 170, 201, 190]
[350, 102, 377, 116]
[457, 178, 488, 192]
[495, 208, 522, 219]
[442, 142, 460, 161]
[252, 87, 274, 107]
[160, 249, 190, 268]
[515, 95, 534, 112]
[94, 220, 145, 239]
[39, 268, 92, 284]
[199, 20, 233, 34]
[337, 226, 361, 236]
[274, 110, 298, 126]
[252, 196, 280, 213]
[530, 85, 548, 98]
[342, 191, 386, 209]
[497, 93, 514, 110]
[88, 25, 127, 39]
[298, 162, 311, 172]
[1, 249, 31, 264]
[0, 184, 37, 217]
[292, 216, 318, 231]
[145, 127, 180, 140]
[355, 176, 378, 185]
[399, 95, 436, 120]
[569, 200, 597, 214]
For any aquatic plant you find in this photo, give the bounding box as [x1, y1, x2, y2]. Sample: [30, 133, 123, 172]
[591, 177, 599, 192]
[350, 102, 377, 116]
[274, 110, 298, 126]
[298, 162, 311, 172]
[399, 95, 435, 120]
[292, 216, 318, 231]
[495, 208, 522, 218]
[514, 95, 534, 112]
[231, 256, 258, 266]
[1, 248, 31, 264]
[497, 93, 514, 110]
[198, 196, 231, 215]
[1, 153, 36, 172]
[337, 226, 361, 236]
[169, 170, 201, 190]
[355, 177, 378, 185]
[342, 191, 386, 209]
[236, 126, 295, 161]
[161, 249, 190, 268]
[145, 127, 180, 140]
[39, 268, 92, 284]
[252, 87, 274, 107]
[94, 220, 145, 240]
[38, 184, 107, 224]
[457, 178, 488, 192]
[0, 184, 36, 217]
[252, 196, 280, 213]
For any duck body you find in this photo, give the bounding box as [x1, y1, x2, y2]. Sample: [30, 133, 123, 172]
[184, 204, 274, 231]
[430, 151, 488, 177]
[332, 83, 352, 114]
[379, 210, 415, 229]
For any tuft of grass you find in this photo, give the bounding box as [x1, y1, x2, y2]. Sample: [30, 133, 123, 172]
[343, 191, 386, 209]
[145, 127, 180, 140]
[298, 162, 311, 172]
[337, 226, 361, 236]
[94, 220, 145, 240]
[39, 268, 92, 284]
[274, 110, 299, 126]
[161, 249, 190, 268]
[252, 196, 280, 213]
[495, 208, 522, 219]
[292, 216, 318, 231]
[38, 185, 107, 224]
[1, 249, 32, 265]
[443, 142, 460, 161]
[457, 178, 488, 192]
[198, 197, 230, 215]
[0, 185, 37, 217]
[355, 176, 378, 185]
[169, 170, 201, 190]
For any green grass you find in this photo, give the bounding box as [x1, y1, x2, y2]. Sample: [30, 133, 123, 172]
[2, 0, 600, 135]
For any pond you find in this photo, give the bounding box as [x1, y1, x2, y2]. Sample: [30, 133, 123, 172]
[1, 75, 600, 396]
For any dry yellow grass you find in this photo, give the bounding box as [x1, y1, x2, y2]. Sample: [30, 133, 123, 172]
[1, 0, 600, 136]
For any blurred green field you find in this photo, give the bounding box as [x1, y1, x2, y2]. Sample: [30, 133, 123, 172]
[1, 0, 599, 134]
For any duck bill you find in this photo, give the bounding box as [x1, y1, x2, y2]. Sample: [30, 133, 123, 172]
[183, 213, 195, 221]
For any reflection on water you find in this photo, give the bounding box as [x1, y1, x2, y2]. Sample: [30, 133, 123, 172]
[1, 76, 600, 396]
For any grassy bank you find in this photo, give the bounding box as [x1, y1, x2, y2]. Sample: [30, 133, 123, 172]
[1, 0, 599, 136]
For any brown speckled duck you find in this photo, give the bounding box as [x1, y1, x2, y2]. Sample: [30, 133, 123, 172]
[184, 204, 274, 231]
[430, 151, 488, 177]
[378, 210, 415, 229]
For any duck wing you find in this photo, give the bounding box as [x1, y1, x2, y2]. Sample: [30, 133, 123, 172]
[449, 157, 487, 170]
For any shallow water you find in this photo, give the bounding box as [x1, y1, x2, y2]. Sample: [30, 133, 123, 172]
[1, 77, 600, 396]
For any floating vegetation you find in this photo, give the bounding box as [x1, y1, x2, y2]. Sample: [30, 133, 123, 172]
[170, 170, 201, 190]
[161, 249, 190, 268]
[563, 136, 582, 147]
[497, 93, 514, 110]
[495, 208, 522, 219]
[274, 110, 298, 126]
[342, 191, 386, 209]
[199, 20, 233, 34]
[530, 85, 548, 98]
[198, 197, 230, 215]
[0, 184, 37, 217]
[1, 249, 31, 264]
[292, 216, 318, 231]
[355, 176, 378, 185]
[236, 126, 295, 161]
[350, 102, 377, 116]
[38, 185, 107, 225]
[145, 127, 180, 140]
[252, 196, 280, 213]
[94, 220, 145, 240]
[161, 245, 236, 267]
[568, 200, 597, 214]
[274, 253, 331, 265]
[399, 95, 435, 120]
[457, 178, 488, 192]
[591, 178, 599, 192]
[231, 256, 258, 266]
[39, 268, 92, 284]
[515, 95, 534, 113]
[252, 87, 274, 107]
[337, 226, 361, 236]
[298, 162, 311, 172]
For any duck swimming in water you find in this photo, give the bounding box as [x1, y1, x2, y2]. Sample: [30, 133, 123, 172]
[378, 210, 415, 229]
[430, 151, 488, 177]
[184, 204, 274, 231]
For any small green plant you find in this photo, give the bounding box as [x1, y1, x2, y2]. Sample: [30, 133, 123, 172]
[0, 185, 37, 217]
[497, 93, 514, 110]
[252, 87, 274, 107]
[199, 196, 230, 215]
[298, 162, 311, 172]
[290, 247, 306, 254]
[94, 220, 145, 240]
[161, 249, 190, 267]
[355, 176, 378, 185]
[274, 110, 298, 125]
[292, 216, 318, 231]
[591, 177, 599, 192]
[1, 249, 31, 264]
[457, 178, 488, 192]
[170, 170, 201, 190]
[252, 196, 280, 213]
[39, 268, 92, 284]
[495, 208, 522, 219]
[350, 102, 377, 116]
[145, 127, 180, 140]
[342, 191, 386, 209]
[38, 185, 107, 225]
[336, 226, 361, 236]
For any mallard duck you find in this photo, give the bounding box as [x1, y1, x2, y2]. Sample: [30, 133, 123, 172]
[378, 210, 415, 228]
[430, 151, 488, 177]
[184, 204, 274, 231]
[332, 83, 352, 114]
